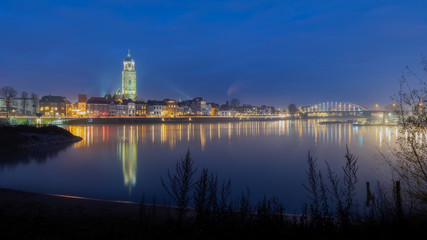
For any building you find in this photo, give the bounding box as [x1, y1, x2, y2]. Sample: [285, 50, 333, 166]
[147, 100, 167, 116]
[260, 105, 276, 115]
[109, 100, 136, 116]
[87, 97, 109, 116]
[39, 95, 67, 117]
[166, 99, 178, 117]
[220, 110, 237, 117]
[208, 102, 220, 116]
[66, 100, 74, 117]
[128, 102, 136, 116]
[178, 105, 192, 115]
[108, 101, 118, 116]
[201, 102, 212, 116]
[122, 50, 137, 100]
[122, 99, 136, 116]
[113, 101, 127, 116]
[150, 105, 166, 116]
[190, 97, 205, 115]
[78, 94, 87, 114]
[236, 104, 260, 116]
[135, 101, 147, 116]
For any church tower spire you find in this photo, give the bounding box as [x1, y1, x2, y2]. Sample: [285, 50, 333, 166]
[122, 50, 137, 100]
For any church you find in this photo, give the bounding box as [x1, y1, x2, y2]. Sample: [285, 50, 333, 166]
[110, 50, 138, 101]
[121, 50, 137, 100]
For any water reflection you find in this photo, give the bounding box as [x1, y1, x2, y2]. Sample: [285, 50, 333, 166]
[0, 143, 73, 169]
[68, 120, 400, 151]
[118, 125, 137, 192]
[0, 120, 407, 213]
[66, 121, 401, 194]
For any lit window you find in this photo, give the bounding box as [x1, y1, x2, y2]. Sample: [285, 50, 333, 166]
[45, 107, 49, 110]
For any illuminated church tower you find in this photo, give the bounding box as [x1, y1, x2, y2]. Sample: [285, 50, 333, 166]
[122, 49, 137, 100]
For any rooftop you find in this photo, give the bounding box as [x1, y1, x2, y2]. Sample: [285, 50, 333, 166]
[40, 95, 66, 103]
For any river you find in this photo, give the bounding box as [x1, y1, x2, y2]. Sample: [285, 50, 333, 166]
[0, 120, 398, 212]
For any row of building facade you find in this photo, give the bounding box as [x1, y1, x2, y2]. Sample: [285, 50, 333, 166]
[1, 94, 278, 118]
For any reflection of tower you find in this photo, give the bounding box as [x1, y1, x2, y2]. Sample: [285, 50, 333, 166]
[117, 126, 137, 193]
[122, 49, 137, 100]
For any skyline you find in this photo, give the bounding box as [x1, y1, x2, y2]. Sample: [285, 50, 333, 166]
[1, 0, 427, 109]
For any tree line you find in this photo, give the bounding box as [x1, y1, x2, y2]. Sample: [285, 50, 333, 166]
[0, 86, 39, 119]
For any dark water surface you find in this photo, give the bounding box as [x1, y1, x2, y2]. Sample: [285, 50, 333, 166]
[0, 120, 397, 212]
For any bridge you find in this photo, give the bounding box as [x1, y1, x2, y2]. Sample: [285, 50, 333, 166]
[302, 101, 367, 113]
[300, 101, 381, 120]
[299, 101, 399, 124]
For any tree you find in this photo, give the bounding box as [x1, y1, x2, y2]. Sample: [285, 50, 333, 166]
[230, 98, 240, 108]
[21, 91, 28, 116]
[31, 93, 39, 114]
[287, 104, 298, 115]
[161, 148, 197, 221]
[0, 86, 18, 120]
[384, 58, 427, 206]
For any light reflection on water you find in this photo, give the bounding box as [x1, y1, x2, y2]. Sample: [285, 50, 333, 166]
[68, 120, 398, 151]
[0, 120, 400, 212]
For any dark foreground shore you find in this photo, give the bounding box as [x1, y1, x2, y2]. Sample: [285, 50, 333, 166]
[0, 188, 173, 240]
[2, 187, 427, 240]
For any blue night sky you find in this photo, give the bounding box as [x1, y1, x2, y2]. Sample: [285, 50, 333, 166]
[1, 0, 426, 109]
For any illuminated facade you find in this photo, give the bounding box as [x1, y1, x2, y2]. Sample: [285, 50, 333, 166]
[39, 95, 67, 117]
[166, 100, 178, 117]
[135, 101, 147, 116]
[122, 50, 137, 100]
[77, 94, 87, 116]
[86, 97, 109, 116]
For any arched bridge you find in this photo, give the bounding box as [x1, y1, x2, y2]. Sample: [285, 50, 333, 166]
[302, 102, 367, 113]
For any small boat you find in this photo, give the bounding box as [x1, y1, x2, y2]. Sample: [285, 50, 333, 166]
[352, 121, 364, 126]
